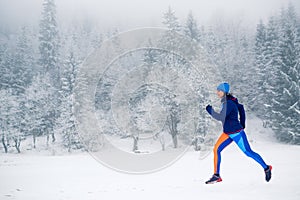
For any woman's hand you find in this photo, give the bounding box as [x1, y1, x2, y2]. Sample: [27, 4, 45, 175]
[206, 105, 212, 114]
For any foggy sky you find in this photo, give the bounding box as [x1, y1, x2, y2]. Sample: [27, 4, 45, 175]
[0, 0, 299, 31]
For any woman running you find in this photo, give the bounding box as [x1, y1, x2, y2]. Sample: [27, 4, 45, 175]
[205, 83, 272, 184]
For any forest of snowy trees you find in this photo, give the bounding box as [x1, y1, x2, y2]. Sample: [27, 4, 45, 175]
[0, 0, 299, 153]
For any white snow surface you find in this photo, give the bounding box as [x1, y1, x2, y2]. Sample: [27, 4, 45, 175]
[1, 116, 300, 200]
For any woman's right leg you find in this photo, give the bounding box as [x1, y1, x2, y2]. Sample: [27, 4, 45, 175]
[213, 133, 233, 175]
[229, 130, 268, 169]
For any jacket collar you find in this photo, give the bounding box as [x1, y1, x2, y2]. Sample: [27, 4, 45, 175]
[221, 94, 238, 104]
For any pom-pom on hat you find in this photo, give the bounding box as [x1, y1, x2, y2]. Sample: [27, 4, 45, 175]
[217, 83, 230, 94]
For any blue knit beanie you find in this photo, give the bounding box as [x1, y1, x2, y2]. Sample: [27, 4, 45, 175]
[217, 83, 230, 94]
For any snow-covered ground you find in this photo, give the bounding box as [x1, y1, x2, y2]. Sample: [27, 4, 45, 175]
[1, 116, 300, 200]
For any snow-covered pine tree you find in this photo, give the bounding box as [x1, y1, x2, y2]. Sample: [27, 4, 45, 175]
[160, 6, 182, 52]
[111, 29, 123, 55]
[254, 20, 268, 117]
[182, 11, 212, 146]
[25, 75, 56, 149]
[0, 89, 13, 153]
[159, 7, 184, 147]
[59, 25, 104, 151]
[143, 38, 159, 66]
[73, 65, 99, 150]
[0, 89, 24, 153]
[39, 0, 60, 86]
[201, 25, 228, 83]
[0, 29, 33, 151]
[57, 51, 83, 152]
[183, 11, 202, 61]
[62, 23, 103, 60]
[202, 26, 217, 59]
[0, 27, 35, 94]
[184, 11, 201, 42]
[261, 16, 282, 129]
[13, 26, 35, 95]
[235, 33, 257, 109]
[0, 45, 15, 91]
[38, 0, 60, 144]
[91, 31, 103, 50]
[0, 42, 6, 65]
[273, 5, 300, 143]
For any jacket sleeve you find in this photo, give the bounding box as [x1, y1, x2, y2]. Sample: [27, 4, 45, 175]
[209, 102, 233, 122]
[237, 103, 246, 128]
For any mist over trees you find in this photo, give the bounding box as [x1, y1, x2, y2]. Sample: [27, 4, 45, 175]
[0, 0, 299, 153]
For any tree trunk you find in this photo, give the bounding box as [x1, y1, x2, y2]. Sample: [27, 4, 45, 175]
[160, 134, 165, 151]
[68, 132, 71, 153]
[33, 134, 36, 149]
[132, 136, 139, 152]
[46, 134, 49, 147]
[2, 135, 8, 153]
[169, 114, 179, 148]
[172, 134, 178, 148]
[51, 132, 56, 143]
[14, 138, 21, 153]
[46, 130, 56, 147]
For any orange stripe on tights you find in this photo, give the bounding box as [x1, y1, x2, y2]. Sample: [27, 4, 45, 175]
[213, 133, 229, 174]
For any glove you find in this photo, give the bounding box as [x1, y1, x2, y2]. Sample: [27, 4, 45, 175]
[206, 105, 212, 114]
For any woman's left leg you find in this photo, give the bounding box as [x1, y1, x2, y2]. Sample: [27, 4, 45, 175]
[229, 130, 268, 169]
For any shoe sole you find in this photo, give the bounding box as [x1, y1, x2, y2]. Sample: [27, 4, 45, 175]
[205, 179, 222, 184]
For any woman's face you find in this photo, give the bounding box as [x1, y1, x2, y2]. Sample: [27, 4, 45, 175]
[216, 90, 225, 98]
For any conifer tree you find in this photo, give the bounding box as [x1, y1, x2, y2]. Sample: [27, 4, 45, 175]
[38, 0, 60, 142]
[57, 51, 82, 151]
[183, 11, 202, 61]
[13, 27, 35, 94]
[161, 6, 182, 51]
[184, 11, 201, 43]
[254, 20, 268, 116]
[39, 0, 60, 86]
[274, 5, 300, 143]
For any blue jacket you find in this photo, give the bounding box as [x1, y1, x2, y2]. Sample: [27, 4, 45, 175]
[206, 95, 245, 134]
